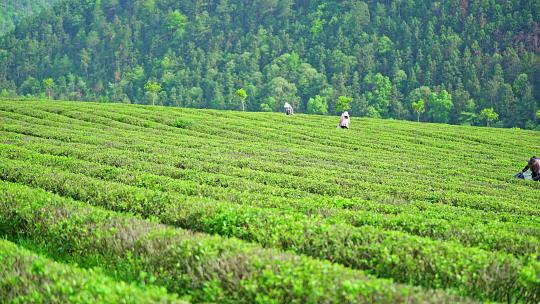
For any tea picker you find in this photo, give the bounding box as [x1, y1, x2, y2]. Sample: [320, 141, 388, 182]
[284, 102, 294, 115]
[514, 156, 540, 181]
[338, 111, 350, 129]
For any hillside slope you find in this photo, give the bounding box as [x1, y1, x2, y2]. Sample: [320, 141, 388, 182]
[0, 0, 57, 34]
[0, 99, 539, 302]
[0, 0, 538, 128]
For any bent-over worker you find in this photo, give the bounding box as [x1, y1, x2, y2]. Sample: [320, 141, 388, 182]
[522, 156, 540, 181]
[284, 102, 294, 115]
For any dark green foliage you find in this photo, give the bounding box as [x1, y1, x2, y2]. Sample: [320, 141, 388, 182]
[171, 118, 193, 129]
[0, 0, 538, 128]
[0, 0, 57, 34]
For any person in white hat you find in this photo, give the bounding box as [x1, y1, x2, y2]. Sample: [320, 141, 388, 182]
[284, 102, 294, 115]
[338, 111, 350, 129]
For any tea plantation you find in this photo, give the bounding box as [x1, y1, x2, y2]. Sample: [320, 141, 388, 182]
[0, 99, 539, 303]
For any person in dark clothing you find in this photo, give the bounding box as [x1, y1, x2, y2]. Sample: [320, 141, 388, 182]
[521, 156, 540, 181]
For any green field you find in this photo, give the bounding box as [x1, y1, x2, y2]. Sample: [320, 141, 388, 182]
[0, 99, 539, 303]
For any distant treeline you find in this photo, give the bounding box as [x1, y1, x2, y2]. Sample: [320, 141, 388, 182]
[0, 0, 539, 129]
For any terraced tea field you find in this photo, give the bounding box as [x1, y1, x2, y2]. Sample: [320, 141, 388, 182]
[0, 99, 539, 303]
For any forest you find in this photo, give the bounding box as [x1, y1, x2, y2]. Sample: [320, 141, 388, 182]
[0, 0, 539, 129]
[0, 0, 57, 34]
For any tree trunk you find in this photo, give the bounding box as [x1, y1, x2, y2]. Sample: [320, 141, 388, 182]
[242, 101, 245, 112]
[152, 95, 155, 106]
[417, 112, 420, 122]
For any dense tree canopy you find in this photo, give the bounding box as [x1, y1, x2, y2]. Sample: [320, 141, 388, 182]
[0, 0, 539, 129]
[0, 0, 58, 34]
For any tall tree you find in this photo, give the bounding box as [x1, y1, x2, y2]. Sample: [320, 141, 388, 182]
[307, 95, 328, 115]
[144, 81, 161, 106]
[235, 88, 248, 112]
[412, 99, 425, 122]
[363, 73, 392, 118]
[43, 78, 55, 99]
[335, 96, 352, 114]
[480, 108, 499, 127]
[427, 90, 453, 123]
